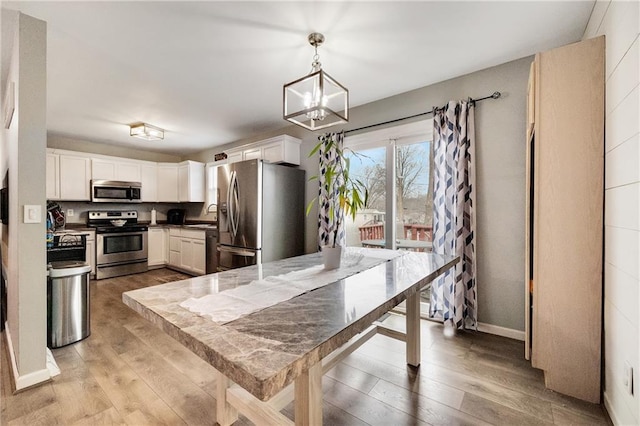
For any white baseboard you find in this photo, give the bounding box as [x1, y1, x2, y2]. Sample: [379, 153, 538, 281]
[390, 307, 526, 341]
[603, 391, 619, 426]
[477, 322, 525, 341]
[4, 321, 51, 390]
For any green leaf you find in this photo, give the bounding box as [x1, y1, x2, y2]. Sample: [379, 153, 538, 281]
[306, 197, 318, 216]
[308, 141, 322, 158]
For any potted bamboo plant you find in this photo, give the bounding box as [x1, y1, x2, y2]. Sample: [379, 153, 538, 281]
[307, 134, 368, 269]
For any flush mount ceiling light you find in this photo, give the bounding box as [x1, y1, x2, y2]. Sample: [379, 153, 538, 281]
[129, 122, 164, 140]
[283, 32, 349, 131]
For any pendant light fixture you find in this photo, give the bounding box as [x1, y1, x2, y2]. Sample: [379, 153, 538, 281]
[283, 33, 349, 131]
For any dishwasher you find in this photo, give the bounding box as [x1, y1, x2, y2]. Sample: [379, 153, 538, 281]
[205, 228, 218, 274]
[47, 234, 91, 348]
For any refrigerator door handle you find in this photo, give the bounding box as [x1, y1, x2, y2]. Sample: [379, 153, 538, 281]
[217, 245, 256, 257]
[227, 170, 239, 238]
[231, 171, 240, 238]
[225, 171, 232, 233]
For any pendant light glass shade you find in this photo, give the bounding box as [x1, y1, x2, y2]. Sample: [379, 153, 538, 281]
[283, 33, 348, 131]
[130, 123, 164, 140]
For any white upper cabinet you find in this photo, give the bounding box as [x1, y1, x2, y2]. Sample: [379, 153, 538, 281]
[205, 163, 218, 210]
[260, 135, 301, 165]
[46, 148, 205, 204]
[140, 163, 158, 202]
[214, 135, 301, 166]
[46, 152, 60, 199]
[226, 151, 244, 164]
[157, 163, 179, 202]
[242, 147, 262, 161]
[92, 158, 141, 182]
[117, 162, 142, 182]
[91, 158, 116, 180]
[179, 160, 205, 202]
[59, 154, 91, 200]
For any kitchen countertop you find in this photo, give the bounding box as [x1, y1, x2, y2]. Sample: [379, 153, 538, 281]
[53, 224, 94, 232]
[58, 222, 216, 231]
[122, 248, 458, 402]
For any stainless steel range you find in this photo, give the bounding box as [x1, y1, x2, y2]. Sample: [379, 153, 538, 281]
[88, 210, 148, 279]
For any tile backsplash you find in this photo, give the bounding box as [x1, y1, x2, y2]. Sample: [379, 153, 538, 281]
[52, 201, 215, 225]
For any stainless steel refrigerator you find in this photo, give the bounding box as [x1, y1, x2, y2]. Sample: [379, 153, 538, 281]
[216, 159, 305, 270]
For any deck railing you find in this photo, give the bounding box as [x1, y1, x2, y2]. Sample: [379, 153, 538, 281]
[358, 223, 384, 240]
[357, 223, 433, 242]
[403, 224, 432, 242]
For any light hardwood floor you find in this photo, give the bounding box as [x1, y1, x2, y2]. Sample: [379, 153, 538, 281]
[1, 268, 611, 425]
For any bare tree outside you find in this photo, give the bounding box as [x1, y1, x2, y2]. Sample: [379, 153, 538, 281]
[396, 144, 427, 223]
[361, 163, 385, 209]
[357, 144, 430, 221]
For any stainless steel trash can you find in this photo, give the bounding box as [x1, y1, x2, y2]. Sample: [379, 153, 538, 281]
[47, 261, 92, 348]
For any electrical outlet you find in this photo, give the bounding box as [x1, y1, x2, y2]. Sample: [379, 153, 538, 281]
[67, 209, 74, 217]
[624, 361, 634, 395]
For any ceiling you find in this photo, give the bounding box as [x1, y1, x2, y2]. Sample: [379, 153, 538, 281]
[1, 1, 594, 156]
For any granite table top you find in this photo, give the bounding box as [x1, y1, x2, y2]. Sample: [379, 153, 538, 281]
[122, 248, 458, 401]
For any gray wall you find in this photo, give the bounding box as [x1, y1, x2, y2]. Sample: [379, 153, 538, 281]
[190, 55, 532, 332]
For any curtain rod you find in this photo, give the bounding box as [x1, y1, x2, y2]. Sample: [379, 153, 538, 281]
[344, 91, 501, 135]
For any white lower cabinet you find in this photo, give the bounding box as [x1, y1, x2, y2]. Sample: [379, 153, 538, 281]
[148, 227, 169, 267]
[191, 239, 206, 275]
[86, 232, 95, 278]
[168, 228, 205, 275]
[179, 238, 193, 271]
[169, 228, 181, 268]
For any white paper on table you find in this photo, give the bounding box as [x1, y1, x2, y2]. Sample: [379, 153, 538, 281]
[180, 248, 403, 324]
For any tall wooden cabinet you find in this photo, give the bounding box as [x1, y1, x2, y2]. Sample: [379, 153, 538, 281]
[525, 36, 604, 404]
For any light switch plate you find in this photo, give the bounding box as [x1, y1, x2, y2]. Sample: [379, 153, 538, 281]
[24, 205, 41, 223]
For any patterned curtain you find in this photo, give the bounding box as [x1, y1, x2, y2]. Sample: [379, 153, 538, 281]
[317, 131, 346, 249]
[430, 100, 477, 330]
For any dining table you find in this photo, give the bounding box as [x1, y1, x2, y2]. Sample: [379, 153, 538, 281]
[123, 247, 458, 425]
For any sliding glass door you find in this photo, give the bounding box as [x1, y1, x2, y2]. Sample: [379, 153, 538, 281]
[344, 120, 434, 312]
[343, 144, 387, 247]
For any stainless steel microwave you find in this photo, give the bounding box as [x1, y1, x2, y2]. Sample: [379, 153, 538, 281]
[91, 180, 142, 203]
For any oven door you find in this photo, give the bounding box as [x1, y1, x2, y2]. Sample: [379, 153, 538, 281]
[97, 231, 147, 266]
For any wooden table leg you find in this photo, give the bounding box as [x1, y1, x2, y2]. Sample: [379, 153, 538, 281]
[215, 370, 238, 426]
[406, 291, 421, 367]
[294, 361, 322, 426]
